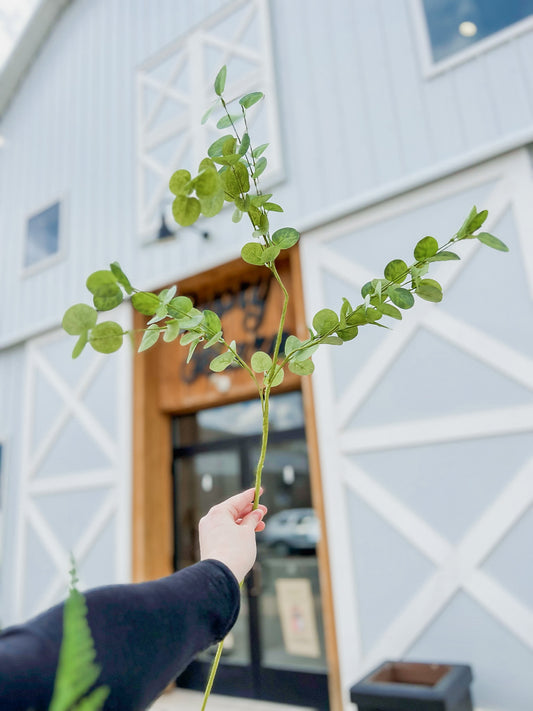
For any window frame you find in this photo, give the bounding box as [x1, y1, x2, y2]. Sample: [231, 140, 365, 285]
[411, 0, 533, 78]
[21, 197, 67, 277]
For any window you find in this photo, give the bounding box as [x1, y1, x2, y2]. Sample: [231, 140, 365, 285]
[422, 0, 533, 63]
[24, 201, 61, 270]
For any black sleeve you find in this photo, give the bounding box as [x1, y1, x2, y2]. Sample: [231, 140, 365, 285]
[0, 559, 240, 711]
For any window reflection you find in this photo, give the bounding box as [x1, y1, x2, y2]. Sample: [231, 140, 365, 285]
[25, 202, 61, 268]
[422, 0, 533, 62]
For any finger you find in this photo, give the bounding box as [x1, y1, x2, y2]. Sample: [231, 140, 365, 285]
[255, 520, 266, 532]
[218, 487, 264, 520]
[240, 508, 265, 529]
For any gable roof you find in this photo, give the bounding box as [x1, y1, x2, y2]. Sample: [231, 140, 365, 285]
[0, 0, 72, 119]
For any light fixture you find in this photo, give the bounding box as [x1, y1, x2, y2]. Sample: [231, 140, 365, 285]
[459, 20, 477, 37]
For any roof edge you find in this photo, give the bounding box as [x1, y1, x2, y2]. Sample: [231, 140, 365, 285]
[0, 0, 73, 120]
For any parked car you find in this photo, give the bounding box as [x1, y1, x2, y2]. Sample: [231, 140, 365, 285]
[258, 508, 320, 555]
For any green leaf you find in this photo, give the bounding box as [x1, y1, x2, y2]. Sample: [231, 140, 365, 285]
[138, 324, 160, 352]
[261, 244, 280, 263]
[323, 336, 343, 346]
[264, 202, 283, 212]
[252, 156, 267, 179]
[49, 572, 110, 711]
[168, 296, 193, 319]
[163, 319, 181, 343]
[179, 308, 203, 329]
[269, 367, 285, 387]
[252, 143, 269, 158]
[251, 351, 273, 372]
[388, 287, 415, 309]
[222, 136, 237, 156]
[232, 208, 243, 223]
[313, 308, 338, 335]
[476, 232, 509, 252]
[426, 251, 460, 262]
[289, 359, 315, 376]
[361, 282, 373, 298]
[239, 91, 264, 109]
[89, 322, 123, 354]
[249, 193, 273, 207]
[239, 133, 250, 155]
[180, 330, 199, 346]
[110, 262, 133, 294]
[193, 169, 220, 198]
[169, 169, 192, 196]
[222, 162, 250, 197]
[416, 278, 443, 303]
[414, 236, 438, 261]
[456, 205, 478, 239]
[467, 209, 488, 233]
[212, 154, 243, 166]
[203, 309, 222, 336]
[131, 292, 160, 316]
[199, 190, 225, 218]
[272, 227, 300, 249]
[209, 351, 235, 372]
[285, 335, 302, 356]
[214, 65, 227, 96]
[86, 270, 117, 295]
[187, 339, 200, 364]
[172, 195, 201, 227]
[72, 331, 88, 359]
[380, 303, 402, 320]
[93, 282, 124, 311]
[384, 259, 408, 284]
[201, 104, 216, 125]
[217, 113, 242, 130]
[241, 243, 264, 265]
[336, 325, 358, 341]
[159, 286, 177, 305]
[203, 330, 223, 349]
[208, 135, 234, 157]
[62, 304, 98, 335]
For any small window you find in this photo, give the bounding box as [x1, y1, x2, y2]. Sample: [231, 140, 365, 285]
[422, 0, 533, 63]
[24, 201, 61, 269]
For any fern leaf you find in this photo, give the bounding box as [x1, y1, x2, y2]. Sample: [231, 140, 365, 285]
[49, 565, 109, 711]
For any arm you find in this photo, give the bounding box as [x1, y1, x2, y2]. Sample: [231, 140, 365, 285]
[0, 488, 266, 711]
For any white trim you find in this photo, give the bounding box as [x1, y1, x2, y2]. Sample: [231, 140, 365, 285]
[20, 196, 68, 278]
[410, 0, 533, 79]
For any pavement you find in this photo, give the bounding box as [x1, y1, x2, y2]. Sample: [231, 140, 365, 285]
[151, 687, 317, 711]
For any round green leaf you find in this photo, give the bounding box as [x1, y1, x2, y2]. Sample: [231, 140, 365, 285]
[131, 291, 160, 316]
[380, 303, 402, 320]
[209, 352, 235, 372]
[163, 320, 181, 343]
[241, 243, 264, 266]
[169, 169, 192, 196]
[203, 330, 223, 349]
[312, 308, 338, 335]
[214, 65, 227, 96]
[251, 351, 273, 373]
[272, 227, 300, 250]
[261, 244, 280, 264]
[138, 324, 161, 352]
[216, 113, 242, 130]
[252, 143, 269, 158]
[239, 92, 264, 109]
[427, 251, 460, 262]
[200, 190, 225, 218]
[193, 169, 220, 198]
[252, 157, 267, 179]
[323, 336, 344, 345]
[388, 287, 415, 309]
[62, 304, 98, 335]
[384, 259, 408, 284]
[208, 135, 234, 158]
[222, 162, 249, 198]
[203, 309, 222, 336]
[93, 282, 123, 311]
[284, 335, 302, 356]
[336, 325, 358, 341]
[289, 359, 315, 376]
[414, 236, 438, 261]
[89, 321, 123, 354]
[264, 202, 283, 213]
[416, 279, 443, 303]
[168, 296, 193, 319]
[239, 133, 250, 155]
[476, 232, 509, 252]
[172, 195, 201, 227]
[86, 270, 117, 295]
[361, 282, 373, 298]
[269, 367, 285, 387]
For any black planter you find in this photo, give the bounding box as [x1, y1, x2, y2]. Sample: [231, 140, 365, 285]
[349, 661, 473, 711]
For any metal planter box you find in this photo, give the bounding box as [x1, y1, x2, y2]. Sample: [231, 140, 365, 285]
[350, 661, 473, 711]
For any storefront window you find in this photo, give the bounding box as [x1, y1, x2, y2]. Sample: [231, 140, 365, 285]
[422, 0, 533, 62]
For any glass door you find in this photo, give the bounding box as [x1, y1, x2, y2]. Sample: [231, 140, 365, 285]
[172, 392, 329, 709]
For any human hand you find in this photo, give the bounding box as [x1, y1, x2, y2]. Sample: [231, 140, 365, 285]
[199, 488, 267, 583]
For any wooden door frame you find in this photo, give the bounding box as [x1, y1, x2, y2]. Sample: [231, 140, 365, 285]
[131, 246, 342, 711]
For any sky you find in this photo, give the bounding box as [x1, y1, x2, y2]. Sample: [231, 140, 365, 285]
[0, 0, 39, 69]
